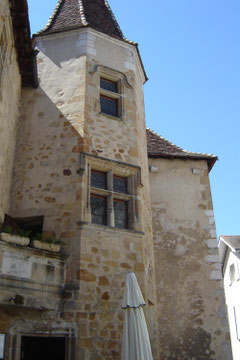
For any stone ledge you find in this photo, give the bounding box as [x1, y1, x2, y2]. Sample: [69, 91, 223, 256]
[0, 239, 67, 260]
[77, 221, 145, 236]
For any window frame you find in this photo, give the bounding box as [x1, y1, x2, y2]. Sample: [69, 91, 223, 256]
[90, 169, 129, 229]
[81, 154, 141, 231]
[99, 76, 122, 118]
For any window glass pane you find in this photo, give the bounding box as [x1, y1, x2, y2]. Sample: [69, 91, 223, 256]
[100, 78, 118, 93]
[91, 195, 106, 225]
[0, 334, 5, 359]
[114, 200, 127, 229]
[113, 176, 127, 193]
[91, 170, 106, 189]
[100, 95, 118, 117]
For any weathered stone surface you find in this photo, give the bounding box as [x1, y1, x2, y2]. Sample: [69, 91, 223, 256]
[98, 276, 109, 286]
[77, 269, 96, 282]
[149, 157, 231, 360]
[0, 0, 21, 223]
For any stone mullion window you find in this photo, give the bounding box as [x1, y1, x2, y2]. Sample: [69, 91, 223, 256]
[90, 169, 137, 229]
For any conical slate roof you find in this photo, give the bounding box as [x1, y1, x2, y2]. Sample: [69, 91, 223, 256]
[36, 0, 124, 40]
[146, 128, 218, 171]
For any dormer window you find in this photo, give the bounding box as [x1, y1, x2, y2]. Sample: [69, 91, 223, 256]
[100, 77, 121, 118]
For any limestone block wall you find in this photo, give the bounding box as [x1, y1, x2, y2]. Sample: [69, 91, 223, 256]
[149, 157, 232, 360]
[9, 29, 157, 359]
[0, 0, 21, 223]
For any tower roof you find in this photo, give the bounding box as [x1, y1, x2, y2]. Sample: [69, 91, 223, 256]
[35, 0, 148, 82]
[36, 0, 124, 40]
[146, 128, 218, 172]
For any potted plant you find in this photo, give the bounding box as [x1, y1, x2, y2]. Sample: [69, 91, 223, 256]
[32, 232, 64, 252]
[0, 225, 31, 246]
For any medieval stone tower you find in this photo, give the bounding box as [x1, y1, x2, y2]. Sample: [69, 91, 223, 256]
[0, 0, 232, 359]
[7, 0, 158, 358]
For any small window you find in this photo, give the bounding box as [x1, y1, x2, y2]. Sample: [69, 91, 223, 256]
[91, 194, 106, 225]
[113, 175, 127, 194]
[91, 170, 106, 189]
[230, 264, 236, 285]
[114, 199, 128, 229]
[100, 95, 118, 117]
[100, 78, 118, 93]
[0, 334, 5, 360]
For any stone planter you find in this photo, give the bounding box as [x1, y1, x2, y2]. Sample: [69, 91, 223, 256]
[0, 232, 30, 246]
[32, 240, 60, 252]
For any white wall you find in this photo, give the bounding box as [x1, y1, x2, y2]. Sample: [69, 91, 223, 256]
[223, 250, 240, 360]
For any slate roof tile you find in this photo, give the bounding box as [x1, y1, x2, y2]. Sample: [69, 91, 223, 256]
[36, 0, 124, 40]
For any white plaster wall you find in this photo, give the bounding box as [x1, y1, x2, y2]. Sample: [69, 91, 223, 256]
[224, 250, 240, 360]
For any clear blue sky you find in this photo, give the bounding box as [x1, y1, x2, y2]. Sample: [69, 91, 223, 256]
[28, 0, 240, 237]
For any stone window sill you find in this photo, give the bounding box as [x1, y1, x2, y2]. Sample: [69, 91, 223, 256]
[77, 221, 144, 236]
[99, 112, 123, 122]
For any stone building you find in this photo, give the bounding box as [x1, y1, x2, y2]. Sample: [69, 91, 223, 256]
[0, 0, 232, 359]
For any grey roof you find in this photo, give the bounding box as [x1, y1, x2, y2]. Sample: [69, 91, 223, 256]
[36, 0, 124, 40]
[219, 236, 240, 264]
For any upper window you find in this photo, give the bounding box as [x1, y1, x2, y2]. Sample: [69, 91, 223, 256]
[100, 77, 121, 118]
[230, 263, 236, 285]
[91, 170, 106, 189]
[100, 78, 118, 93]
[113, 175, 127, 194]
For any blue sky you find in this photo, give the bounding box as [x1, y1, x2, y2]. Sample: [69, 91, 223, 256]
[27, 0, 240, 237]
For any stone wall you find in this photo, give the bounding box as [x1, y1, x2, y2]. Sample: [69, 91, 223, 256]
[149, 157, 232, 360]
[0, 0, 21, 223]
[9, 28, 157, 359]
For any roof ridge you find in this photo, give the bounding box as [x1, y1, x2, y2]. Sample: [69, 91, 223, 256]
[35, 0, 64, 35]
[79, 0, 88, 26]
[146, 127, 217, 158]
[104, 0, 124, 39]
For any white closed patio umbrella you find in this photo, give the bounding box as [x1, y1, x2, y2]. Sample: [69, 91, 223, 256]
[121, 272, 154, 360]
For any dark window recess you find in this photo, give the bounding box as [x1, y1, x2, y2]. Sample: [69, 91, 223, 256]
[91, 195, 106, 225]
[113, 175, 127, 194]
[114, 200, 128, 229]
[2, 214, 44, 238]
[91, 170, 106, 189]
[100, 95, 118, 117]
[100, 78, 118, 93]
[21, 336, 65, 360]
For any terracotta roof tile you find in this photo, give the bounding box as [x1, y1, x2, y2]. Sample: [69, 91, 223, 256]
[146, 128, 218, 171]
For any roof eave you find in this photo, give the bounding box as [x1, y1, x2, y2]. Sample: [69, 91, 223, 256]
[9, 0, 38, 88]
[148, 153, 218, 172]
[33, 26, 148, 83]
